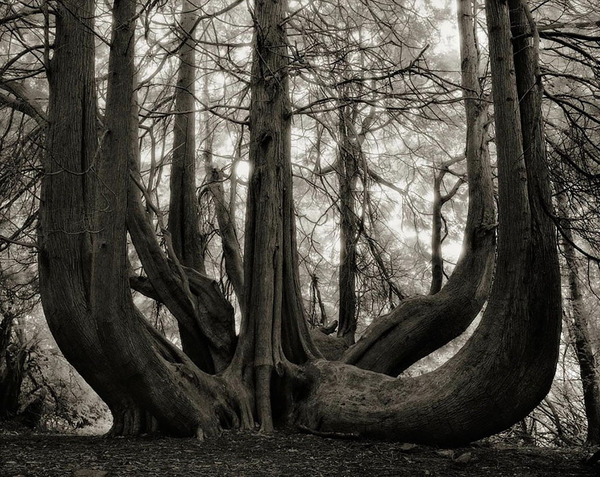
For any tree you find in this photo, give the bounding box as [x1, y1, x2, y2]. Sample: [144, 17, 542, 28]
[34, 0, 563, 445]
[340, 0, 495, 375]
[559, 193, 600, 445]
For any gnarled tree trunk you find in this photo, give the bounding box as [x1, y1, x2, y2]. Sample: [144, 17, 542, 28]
[42, 0, 244, 438]
[39, 0, 561, 447]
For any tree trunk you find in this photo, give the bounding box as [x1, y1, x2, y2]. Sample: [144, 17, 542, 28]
[169, 0, 204, 273]
[0, 312, 25, 419]
[230, 0, 321, 432]
[166, 0, 221, 371]
[39, 0, 141, 433]
[429, 173, 445, 295]
[342, 0, 495, 375]
[558, 194, 600, 445]
[39, 0, 563, 447]
[41, 0, 244, 438]
[336, 103, 360, 345]
[295, 0, 561, 445]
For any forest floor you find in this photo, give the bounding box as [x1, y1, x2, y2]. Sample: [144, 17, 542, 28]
[1, 425, 599, 476]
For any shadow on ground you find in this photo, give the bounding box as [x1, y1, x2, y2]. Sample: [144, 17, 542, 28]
[0, 429, 598, 476]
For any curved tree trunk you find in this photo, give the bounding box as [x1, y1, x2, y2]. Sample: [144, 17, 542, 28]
[295, 0, 561, 444]
[39, 0, 145, 435]
[42, 0, 244, 438]
[342, 0, 495, 375]
[39, 0, 562, 447]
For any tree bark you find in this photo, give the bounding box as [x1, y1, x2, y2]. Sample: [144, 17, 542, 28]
[38, 0, 563, 446]
[231, 0, 320, 432]
[336, 103, 361, 345]
[39, 0, 140, 433]
[42, 0, 244, 438]
[342, 0, 495, 375]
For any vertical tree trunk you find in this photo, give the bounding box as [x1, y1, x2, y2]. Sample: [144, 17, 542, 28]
[169, 0, 203, 272]
[0, 312, 25, 419]
[166, 0, 221, 371]
[429, 174, 444, 295]
[233, 0, 320, 432]
[336, 104, 360, 345]
[39, 0, 140, 433]
[559, 195, 600, 444]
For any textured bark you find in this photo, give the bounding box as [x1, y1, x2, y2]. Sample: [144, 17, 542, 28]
[127, 185, 236, 373]
[39, 0, 562, 446]
[41, 0, 243, 438]
[39, 0, 138, 432]
[342, 0, 495, 375]
[336, 104, 361, 345]
[232, 0, 320, 431]
[295, 0, 561, 444]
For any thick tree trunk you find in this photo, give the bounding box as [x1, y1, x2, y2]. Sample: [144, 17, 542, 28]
[295, 0, 561, 445]
[39, 0, 562, 447]
[342, 0, 495, 375]
[39, 0, 141, 433]
[231, 0, 320, 432]
[42, 0, 244, 438]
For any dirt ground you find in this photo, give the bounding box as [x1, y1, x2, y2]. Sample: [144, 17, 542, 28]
[0, 428, 598, 476]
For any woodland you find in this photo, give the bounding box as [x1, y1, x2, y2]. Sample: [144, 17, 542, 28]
[1, 0, 600, 471]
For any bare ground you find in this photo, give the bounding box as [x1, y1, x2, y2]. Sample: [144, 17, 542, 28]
[0, 428, 598, 476]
